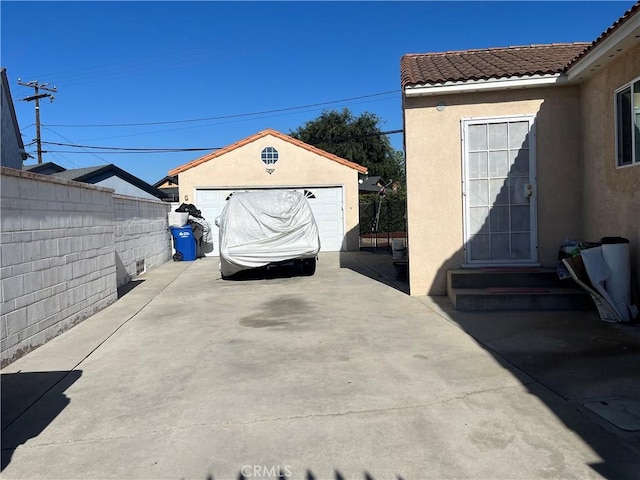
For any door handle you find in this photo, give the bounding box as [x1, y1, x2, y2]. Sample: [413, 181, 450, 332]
[524, 184, 533, 198]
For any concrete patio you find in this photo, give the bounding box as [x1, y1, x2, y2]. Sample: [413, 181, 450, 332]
[2, 251, 639, 479]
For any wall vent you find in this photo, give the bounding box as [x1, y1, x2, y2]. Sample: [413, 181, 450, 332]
[136, 259, 146, 276]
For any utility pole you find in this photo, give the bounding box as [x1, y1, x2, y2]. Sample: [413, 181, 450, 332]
[18, 79, 56, 164]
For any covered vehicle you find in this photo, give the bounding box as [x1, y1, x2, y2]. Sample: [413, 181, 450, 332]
[216, 190, 320, 278]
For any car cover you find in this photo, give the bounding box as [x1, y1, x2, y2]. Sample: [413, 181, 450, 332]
[217, 190, 320, 276]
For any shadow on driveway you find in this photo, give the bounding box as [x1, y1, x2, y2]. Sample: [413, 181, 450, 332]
[339, 250, 409, 295]
[340, 248, 640, 475]
[205, 468, 394, 480]
[117, 278, 145, 299]
[1, 370, 82, 471]
[424, 296, 640, 477]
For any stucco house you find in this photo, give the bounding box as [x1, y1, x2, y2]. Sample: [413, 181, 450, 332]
[1, 68, 28, 169]
[401, 2, 640, 297]
[168, 128, 367, 255]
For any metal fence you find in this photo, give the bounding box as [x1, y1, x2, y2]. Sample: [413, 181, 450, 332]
[359, 195, 407, 251]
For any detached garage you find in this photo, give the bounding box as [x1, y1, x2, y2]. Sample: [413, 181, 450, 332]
[168, 129, 368, 255]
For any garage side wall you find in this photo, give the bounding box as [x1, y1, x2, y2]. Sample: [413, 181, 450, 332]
[404, 86, 582, 295]
[178, 134, 361, 251]
[579, 44, 640, 298]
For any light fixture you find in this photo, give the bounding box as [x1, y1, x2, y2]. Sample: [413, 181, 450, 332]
[436, 103, 445, 111]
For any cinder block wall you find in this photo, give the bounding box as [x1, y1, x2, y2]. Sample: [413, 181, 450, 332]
[114, 195, 172, 287]
[1, 168, 172, 366]
[1, 168, 116, 365]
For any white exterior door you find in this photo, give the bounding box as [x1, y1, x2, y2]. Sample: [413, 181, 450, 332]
[462, 116, 538, 265]
[195, 186, 345, 256]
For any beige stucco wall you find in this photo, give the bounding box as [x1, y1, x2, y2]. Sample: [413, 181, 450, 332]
[177, 133, 362, 250]
[404, 86, 582, 295]
[580, 44, 640, 298]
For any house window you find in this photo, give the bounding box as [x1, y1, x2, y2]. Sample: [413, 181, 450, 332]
[261, 147, 279, 165]
[615, 77, 640, 167]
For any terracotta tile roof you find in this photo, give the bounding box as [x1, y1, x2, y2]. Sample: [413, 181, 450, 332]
[566, 0, 640, 69]
[168, 129, 368, 176]
[401, 43, 590, 88]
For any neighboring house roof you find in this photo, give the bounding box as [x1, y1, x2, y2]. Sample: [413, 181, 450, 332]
[51, 164, 167, 199]
[153, 176, 179, 202]
[168, 128, 368, 176]
[402, 1, 640, 89]
[1, 67, 28, 163]
[153, 175, 178, 188]
[158, 187, 179, 202]
[359, 175, 385, 193]
[401, 43, 589, 88]
[23, 161, 67, 175]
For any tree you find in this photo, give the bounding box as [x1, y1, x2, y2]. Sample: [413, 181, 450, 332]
[290, 108, 404, 182]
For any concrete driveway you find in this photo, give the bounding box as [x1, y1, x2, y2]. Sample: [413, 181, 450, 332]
[2, 252, 639, 479]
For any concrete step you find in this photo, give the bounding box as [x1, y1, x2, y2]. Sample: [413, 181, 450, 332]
[447, 267, 570, 289]
[448, 287, 594, 311]
[446, 268, 594, 311]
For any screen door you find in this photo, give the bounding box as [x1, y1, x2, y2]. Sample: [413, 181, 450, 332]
[462, 116, 537, 264]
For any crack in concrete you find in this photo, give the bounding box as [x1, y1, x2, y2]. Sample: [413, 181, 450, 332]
[3, 383, 523, 450]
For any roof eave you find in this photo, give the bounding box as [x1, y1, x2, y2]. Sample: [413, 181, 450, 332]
[1, 68, 27, 158]
[565, 12, 640, 82]
[168, 129, 368, 176]
[404, 74, 565, 97]
[75, 165, 167, 199]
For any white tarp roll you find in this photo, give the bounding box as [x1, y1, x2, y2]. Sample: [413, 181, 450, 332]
[601, 237, 632, 322]
[217, 190, 320, 276]
[580, 246, 623, 322]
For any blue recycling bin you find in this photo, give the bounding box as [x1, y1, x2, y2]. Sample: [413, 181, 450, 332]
[170, 226, 197, 261]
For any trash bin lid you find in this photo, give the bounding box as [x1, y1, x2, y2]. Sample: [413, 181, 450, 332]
[601, 237, 629, 244]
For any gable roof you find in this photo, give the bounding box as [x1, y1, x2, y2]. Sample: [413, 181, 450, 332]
[168, 128, 368, 176]
[52, 164, 167, 199]
[402, 1, 640, 89]
[153, 175, 178, 188]
[23, 161, 67, 175]
[401, 43, 589, 88]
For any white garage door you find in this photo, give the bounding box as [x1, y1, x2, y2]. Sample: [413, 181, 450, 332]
[195, 187, 345, 256]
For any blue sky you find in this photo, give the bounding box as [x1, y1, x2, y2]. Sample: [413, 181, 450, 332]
[2, 1, 637, 184]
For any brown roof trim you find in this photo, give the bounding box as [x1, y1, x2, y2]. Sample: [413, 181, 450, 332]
[401, 43, 589, 88]
[566, 0, 640, 69]
[402, 43, 587, 57]
[168, 128, 368, 176]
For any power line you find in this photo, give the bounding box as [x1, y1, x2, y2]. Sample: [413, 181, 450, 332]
[43, 150, 183, 155]
[44, 90, 400, 128]
[42, 127, 109, 165]
[41, 141, 223, 152]
[39, 129, 404, 155]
